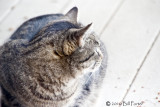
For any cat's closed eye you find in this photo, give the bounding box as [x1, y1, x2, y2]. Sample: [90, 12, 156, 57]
[54, 50, 60, 56]
[53, 50, 64, 58]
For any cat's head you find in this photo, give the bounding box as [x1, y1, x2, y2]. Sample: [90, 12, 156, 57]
[27, 7, 103, 77]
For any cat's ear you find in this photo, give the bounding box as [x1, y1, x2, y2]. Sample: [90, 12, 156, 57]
[63, 23, 92, 55]
[65, 7, 78, 23]
[72, 23, 92, 47]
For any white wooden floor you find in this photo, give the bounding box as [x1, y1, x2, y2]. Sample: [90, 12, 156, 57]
[0, 0, 160, 107]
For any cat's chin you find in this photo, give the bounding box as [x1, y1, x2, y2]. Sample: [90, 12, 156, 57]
[92, 60, 102, 70]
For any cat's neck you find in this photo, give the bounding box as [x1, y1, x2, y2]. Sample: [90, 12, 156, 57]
[21, 56, 79, 102]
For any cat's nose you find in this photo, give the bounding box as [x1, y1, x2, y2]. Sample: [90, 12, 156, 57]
[94, 40, 100, 46]
[95, 48, 103, 58]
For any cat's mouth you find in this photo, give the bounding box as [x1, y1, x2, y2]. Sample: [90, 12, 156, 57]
[79, 53, 95, 63]
[91, 60, 102, 70]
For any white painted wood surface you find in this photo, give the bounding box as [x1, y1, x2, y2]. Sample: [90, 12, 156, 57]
[99, 0, 160, 106]
[124, 32, 160, 107]
[0, 0, 160, 107]
[0, 0, 19, 23]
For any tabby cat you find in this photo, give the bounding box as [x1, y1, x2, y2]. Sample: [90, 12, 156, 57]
[0, 7, 107, 107]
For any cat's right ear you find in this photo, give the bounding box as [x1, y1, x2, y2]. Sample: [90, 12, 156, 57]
[63, 24, 92, 56]
[65, 7, 78, 23]
[71, 23, 92, 47]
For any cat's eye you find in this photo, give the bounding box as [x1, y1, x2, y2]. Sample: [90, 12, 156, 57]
[54, 50, 63, 57]
[52, 50, 62, 59]
[95, 41, 100, 46]
[54, 51, 59, 56]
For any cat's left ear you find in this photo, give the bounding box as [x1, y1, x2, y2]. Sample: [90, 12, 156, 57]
[65, 7, 78, 23]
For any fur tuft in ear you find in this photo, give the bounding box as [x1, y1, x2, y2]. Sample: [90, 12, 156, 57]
[74, 23, 92, 47]
[65, 7, 78, 23]
[63, 23, 92, 56]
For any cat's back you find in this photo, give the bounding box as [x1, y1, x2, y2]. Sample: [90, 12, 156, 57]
[10, 14, 64, 41]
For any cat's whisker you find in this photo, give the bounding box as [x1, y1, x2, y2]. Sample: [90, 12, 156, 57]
[84, 72, 94, 84]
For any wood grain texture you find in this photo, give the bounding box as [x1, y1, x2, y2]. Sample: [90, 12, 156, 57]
[99, 0, 160, 106]
[124, 31, 160, 107]
[0, 0, 19, 23]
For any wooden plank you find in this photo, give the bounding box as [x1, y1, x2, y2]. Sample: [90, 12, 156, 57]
[0, 0, 69, 45]
[97, 0, 160, 106]
[64, 0, 123, 35]
[124, 32, 160, 107]
[0, 0, 19, 23]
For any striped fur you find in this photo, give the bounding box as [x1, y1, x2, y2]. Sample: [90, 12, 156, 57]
[0, 7, 107, 107]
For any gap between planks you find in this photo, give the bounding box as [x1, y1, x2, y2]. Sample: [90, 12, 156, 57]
[99, 0, 125, 37]
[119, 30, 160, 107]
